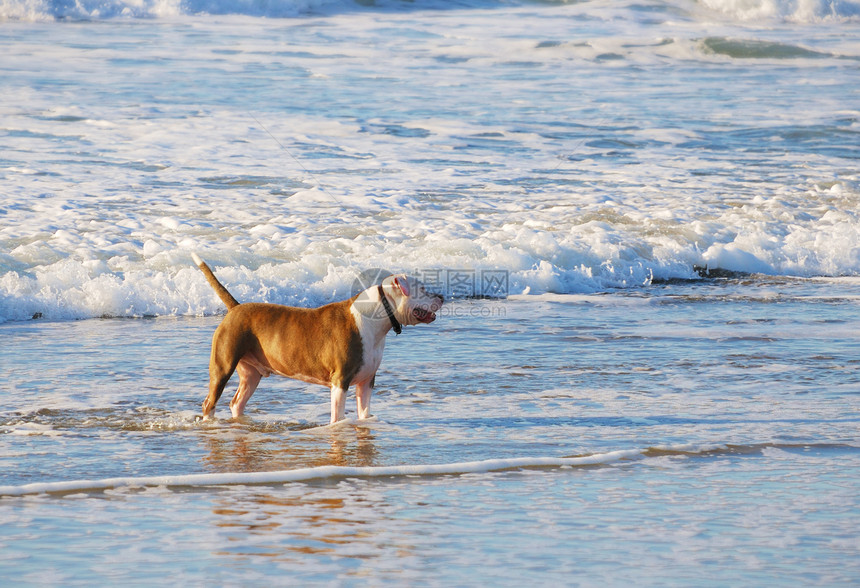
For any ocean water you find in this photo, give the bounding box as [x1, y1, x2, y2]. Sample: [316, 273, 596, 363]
[2, 0, 860, 585]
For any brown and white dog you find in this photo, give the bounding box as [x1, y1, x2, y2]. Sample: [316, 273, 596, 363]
[192, 253, 443, 424]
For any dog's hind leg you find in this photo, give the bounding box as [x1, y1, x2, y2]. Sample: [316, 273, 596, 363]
[202, 363, 234, 420]
[202, 340, 241, 420]
[230, 361, 263, 418]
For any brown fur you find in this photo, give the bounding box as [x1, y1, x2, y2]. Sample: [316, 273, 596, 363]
[195, 257, 239, 310]
[193, 253, 442, 421]
[202, 299, 364, 416]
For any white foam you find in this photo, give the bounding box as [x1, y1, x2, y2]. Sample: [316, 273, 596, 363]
[302, 415, 381, 433]
[699, 0, 860, 22]
[702, 243, 775, 275]
[0, 0, 342, 20]
[0, 450, 642, 496]
[2, 0, 858, 23]
[4, 423, 63, 437]
[1, 3, 858, 321]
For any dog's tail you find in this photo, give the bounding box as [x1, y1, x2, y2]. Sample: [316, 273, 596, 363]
[191, 253, 240, 310]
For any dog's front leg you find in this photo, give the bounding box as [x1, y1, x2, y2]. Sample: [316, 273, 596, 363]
[330, 384, 347, 424]
[355, 380, 373, 420]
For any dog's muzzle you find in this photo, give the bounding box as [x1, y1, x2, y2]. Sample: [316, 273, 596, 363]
[414, 294, 444, 324]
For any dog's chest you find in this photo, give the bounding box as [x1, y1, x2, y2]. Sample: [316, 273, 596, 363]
[349, 306, 387, 385]
[353, 336, 385, 384]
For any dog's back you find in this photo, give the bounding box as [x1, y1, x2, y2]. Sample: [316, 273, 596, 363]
[211, 299, 364, 389]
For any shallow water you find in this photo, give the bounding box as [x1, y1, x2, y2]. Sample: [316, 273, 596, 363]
[2, 282, 859, 584]
[2, 0, 860, 321]
[3, 450, 858, 586]
[4, 281, 859, 484]
[2, 0, 860, 584]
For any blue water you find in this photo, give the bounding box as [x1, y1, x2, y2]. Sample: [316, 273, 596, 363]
[2, 0, 860, 584]
[2, 449, 857, 585]
[3, 283, 860, 584]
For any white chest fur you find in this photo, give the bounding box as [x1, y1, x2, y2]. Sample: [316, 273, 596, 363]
[350, 304, 388, 386]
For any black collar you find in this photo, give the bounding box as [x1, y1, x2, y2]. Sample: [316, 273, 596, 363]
[377, 285, 402, 335]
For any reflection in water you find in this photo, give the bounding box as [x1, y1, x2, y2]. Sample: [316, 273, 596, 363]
[212, 487, 382, 560]
[201, 422, 379, 473]
[209, 476, 419, 570]
[203, 423, 399, 567]
[326, 426, 378, 467]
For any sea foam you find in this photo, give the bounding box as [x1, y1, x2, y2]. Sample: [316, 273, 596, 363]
[2, 0, 859, 22]
[1, 1, 858, 322]
[0, 450, 642, 496]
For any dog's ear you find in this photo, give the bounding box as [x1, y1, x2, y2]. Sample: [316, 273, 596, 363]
[393, 276, 410, 297]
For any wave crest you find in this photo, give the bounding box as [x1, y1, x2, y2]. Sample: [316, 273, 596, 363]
[699, 0, 860, 23]
[1, 0, 343, 20]
[5, 0, 859, 23]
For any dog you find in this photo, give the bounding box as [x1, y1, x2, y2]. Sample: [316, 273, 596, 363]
[192, 253, 443, 424]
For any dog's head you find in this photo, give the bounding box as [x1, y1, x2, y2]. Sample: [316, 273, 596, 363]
[380, 274, 444, 327]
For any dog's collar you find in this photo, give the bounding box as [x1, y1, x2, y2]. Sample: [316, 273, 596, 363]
[377, 284, 402, 335]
